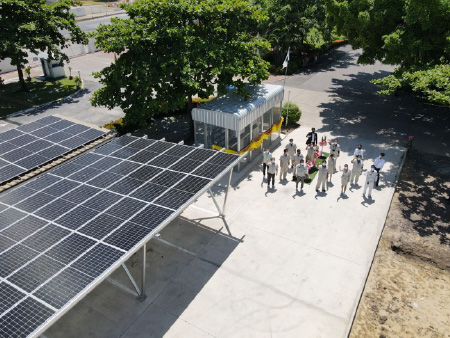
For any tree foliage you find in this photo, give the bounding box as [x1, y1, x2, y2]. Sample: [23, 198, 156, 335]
[91, 0, 270, 127]
[326, 0, 450, 105]
[257, 0, 330, 64]
[0, 0, 87, 91]
[371, 64, 450, 106]
[326, 0, 450, 67]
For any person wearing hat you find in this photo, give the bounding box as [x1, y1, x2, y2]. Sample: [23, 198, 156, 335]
[279, 149, 289, 181]
[285, 139, 297, 168]
[363, 165, 378, 198]
[316, 160, 327, 192]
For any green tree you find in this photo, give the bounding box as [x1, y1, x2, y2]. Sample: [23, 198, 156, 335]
[326, 0, 450, 68]
[261, 0, 330, 65]
[0, 0, 87, 92]
[91, 0, 270, 127]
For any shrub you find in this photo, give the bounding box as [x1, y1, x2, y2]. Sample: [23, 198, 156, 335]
[282, 102, 301, 123]
[74, 76, 82, 88]
[24, 66, 31, 82]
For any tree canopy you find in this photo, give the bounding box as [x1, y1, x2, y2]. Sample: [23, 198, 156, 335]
[256, 0, 330, 65]
[0, 0, 87, 91]
[326, 0, 450, 105]
[326, 0, 450, 67]
[91, 0, 270, 126]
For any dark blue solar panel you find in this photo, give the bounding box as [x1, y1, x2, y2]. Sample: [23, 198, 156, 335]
[8, 134, 38, 147]
[2, 148, 33, 162]
[0, 297, 54, 338]
[16, 154, 49, 170]
[22, 224, 70, 253]
[104, 222, 151, 251]
[71, 244, 124, 278]
[0, 116, 107, 186]
[0, 141, 16, 153]
[8, 255, 65, 293]
[45, 233, 95, 264]
[15, 193, 55, 213]
[34, 267, 94, 309]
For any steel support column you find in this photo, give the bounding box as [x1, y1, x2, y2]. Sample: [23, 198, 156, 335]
[138, 243, 147, 301]
[222, 169, 233, 216]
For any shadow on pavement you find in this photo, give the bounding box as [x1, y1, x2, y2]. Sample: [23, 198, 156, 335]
[44, 216, 242, 338]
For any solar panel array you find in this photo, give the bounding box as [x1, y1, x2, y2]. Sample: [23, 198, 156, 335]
[0, 116, 107, 185]
[0, 135, 239, 338]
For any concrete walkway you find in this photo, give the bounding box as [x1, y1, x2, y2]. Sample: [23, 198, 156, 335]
[39, 45, 426, 338]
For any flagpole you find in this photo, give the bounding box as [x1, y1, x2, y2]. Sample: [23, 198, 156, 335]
[282, 47, 290, 88]
[285, 90, 290, 126]
[282, 47, 290, 126]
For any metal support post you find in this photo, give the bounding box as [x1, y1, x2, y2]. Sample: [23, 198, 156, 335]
[208, 188, 223, 216]
[121, 263, 141, 297]
[138, 243, 147, 301]
[222, 169, 233, 216]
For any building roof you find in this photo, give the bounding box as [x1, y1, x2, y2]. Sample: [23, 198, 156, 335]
[191, 84, 284, 131]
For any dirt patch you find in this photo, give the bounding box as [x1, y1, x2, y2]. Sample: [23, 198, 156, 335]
[350, 149, 450, 338]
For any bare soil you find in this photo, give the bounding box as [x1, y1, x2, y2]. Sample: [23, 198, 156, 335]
[350, 149, 450, 338]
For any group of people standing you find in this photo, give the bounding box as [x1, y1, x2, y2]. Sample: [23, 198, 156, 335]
[262, 128, 386, 199]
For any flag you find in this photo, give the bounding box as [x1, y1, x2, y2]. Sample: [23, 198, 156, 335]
[282, 48, 290, 69]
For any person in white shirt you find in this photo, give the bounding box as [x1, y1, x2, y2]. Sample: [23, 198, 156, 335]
[341, 164, 351, 194]
[262, 148, 272, 178]
[279, 149, 289, 181]
[267, 157, 278, 188]
[351, 155, 364, 184]
[363, 165, 378, 198]
[285, 139, 297, 167]
[316, 161, 327, 192]
[295, 159, 308, 190]
[373, 153, 386, 186]
[327, 154, 336, 182]
[354, 144, 364, 159]
[330, 139, 341, 168]
[292, 149, 304, 168]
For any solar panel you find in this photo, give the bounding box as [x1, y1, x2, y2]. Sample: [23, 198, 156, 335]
[0, 136, 240, 337]
[0, 115, 108, 186]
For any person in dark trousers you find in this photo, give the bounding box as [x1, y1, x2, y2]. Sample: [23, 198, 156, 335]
[267, 157, 278, 188]
[262, 148, 272, 178]
[373, 153, 386, 186]
[306, 127, 318, 146]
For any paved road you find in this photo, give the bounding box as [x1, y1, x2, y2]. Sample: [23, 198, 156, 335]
[61, 13, 128, 36]
[0, 52, 122, 130]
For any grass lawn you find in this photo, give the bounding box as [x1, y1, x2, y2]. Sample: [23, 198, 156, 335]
[0, 77, 78, 117]
[302, 151, 330, 184]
